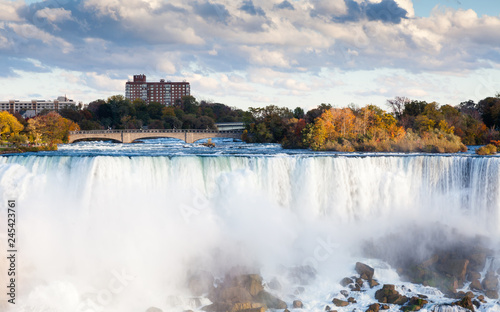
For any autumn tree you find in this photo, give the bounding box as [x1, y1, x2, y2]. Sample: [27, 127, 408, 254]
[27, 112, 80, 143]
[282, 118, 307, 148]
[305, 103, 332, 123]
[0, 111, 24, 141]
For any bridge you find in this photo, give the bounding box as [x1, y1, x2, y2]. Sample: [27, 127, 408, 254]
[68, 129, 243, 144]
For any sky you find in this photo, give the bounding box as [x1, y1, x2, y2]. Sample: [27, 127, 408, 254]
[1, 0, 500, 111]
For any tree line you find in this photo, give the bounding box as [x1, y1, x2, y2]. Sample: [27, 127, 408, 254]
[243, 95, 500, 153]
[58, 95, 245, 131]
[3, 93, 500, 153]
[0, 110, 79, 151]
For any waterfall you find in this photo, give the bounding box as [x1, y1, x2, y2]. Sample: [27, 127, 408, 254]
[0, 155, 499, 311]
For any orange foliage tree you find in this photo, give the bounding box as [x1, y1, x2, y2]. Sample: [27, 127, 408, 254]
[303, 105, 406, 151]
[27, 112, 80, 144]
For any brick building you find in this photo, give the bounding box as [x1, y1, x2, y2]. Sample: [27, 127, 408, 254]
[125, 74, 190, 106]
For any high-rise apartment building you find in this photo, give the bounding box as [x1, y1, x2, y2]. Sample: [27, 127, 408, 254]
[125, 74, 190, 106]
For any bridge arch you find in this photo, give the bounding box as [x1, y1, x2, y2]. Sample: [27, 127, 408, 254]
[69, 129, 243, 144]
[192, 134, 242, 143]
[129, 136, 186, 143]
[72, 138, 123, 143]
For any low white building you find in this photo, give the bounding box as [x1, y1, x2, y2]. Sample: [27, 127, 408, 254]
[215, 122, 245, 131]
[0, 96, 80, 117]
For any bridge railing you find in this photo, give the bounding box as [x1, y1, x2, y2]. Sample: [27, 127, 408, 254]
[69, 129, 244, 135]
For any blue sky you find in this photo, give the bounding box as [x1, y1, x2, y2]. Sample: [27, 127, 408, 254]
[1, 0, 500, 111]
[413, 0, 497, 17]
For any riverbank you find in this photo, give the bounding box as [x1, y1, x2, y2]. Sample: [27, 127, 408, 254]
[0, 144, 58, 155]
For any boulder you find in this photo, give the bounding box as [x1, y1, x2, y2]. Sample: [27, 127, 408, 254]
[268, 278, 281, 291]
[452, 296, 475, 312]
[460, 291, 474, 300]
[485, 290, 499, 299]
[356, 278, 365, 288]
[203, 302, 265, 312]
[366, 303, 380, 312]
[340, 277, 354, 287]
[369, 279, 380, 288]
[293, 300, 303, 308]
[470, 279, 482, 291]
[467, 271, 481, 281]
[356, 262, 375, 281]
[216, 287, 253, 303]
[203, 273, 287, 312]
[430, 276, 458, 296]
[481, 271, 499, 291]
[225, 274, 264, 297]
[332, 298, 349, 307]
[374, 285, 409, 305]
[467, 250, 488, 272]
[420, 255, 439, 268]
[243, 308, 265, 312]
[340, 290, 349, 298]
[435, 259, 469, 285]
[472, 300, 480, 309]
[203, 303, 232, 312]
[324, 305, 331, 311]
[348, 297, 357, 303]
[409, 296, 428, 306]
[255, 291, 287, 309]
[243, 275, 264, 297]
[230, 303, 265, 312]
[401, 296, 429, 311]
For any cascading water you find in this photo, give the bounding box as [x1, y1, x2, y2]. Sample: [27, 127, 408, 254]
[0, 142, 499, 311]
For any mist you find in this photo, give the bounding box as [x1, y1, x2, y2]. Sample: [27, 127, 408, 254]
[0, 155, 498, 311]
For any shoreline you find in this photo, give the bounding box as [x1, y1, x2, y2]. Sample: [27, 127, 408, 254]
[0, 145, 58, 155]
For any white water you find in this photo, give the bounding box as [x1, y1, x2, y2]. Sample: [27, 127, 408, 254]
[0, 153, 499, 311]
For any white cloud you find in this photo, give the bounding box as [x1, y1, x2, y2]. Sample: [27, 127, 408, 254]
[240, 46, 291, 68]
[394, 0, 414, 17]
[157, 59, 176, 75]
[0, 0, 23, 22]
[8, 22, 74, 53]
[2, 0, 500, 108]
[84, 72, 124, 92]
[35, 7, 73, 23]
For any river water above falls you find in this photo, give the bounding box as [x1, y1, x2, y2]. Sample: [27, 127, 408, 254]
[0, 138, 498, 312]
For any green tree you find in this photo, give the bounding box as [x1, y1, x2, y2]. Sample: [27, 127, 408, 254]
[293, 107, 305, 119]
[305, 103, 332, 123]
[478, 97, 500, 129]
[147, 102, 164, 120]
